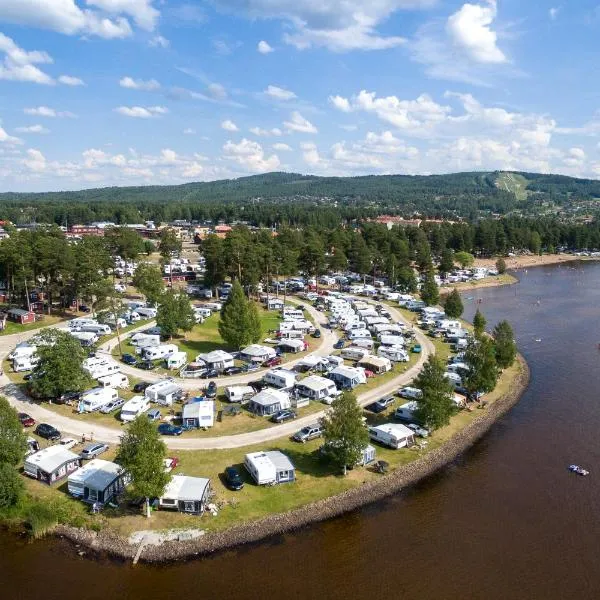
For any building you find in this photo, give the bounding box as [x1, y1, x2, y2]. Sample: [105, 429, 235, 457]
[24, 446, 81, 484]
[67, 459, 127, 505]
[247, 388, 291, 416]
[182, 400, 215, 429]
[7, 308, 36, 325]
[158, 475, 212, 514]
[244, 451, 295, 485]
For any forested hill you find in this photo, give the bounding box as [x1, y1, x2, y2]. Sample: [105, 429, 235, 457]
[1, 171, 599, 226]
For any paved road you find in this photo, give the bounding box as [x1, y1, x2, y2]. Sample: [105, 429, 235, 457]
[0, 300, 434, 449]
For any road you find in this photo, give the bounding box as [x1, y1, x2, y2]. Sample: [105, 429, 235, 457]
[0, 300, 434, 449]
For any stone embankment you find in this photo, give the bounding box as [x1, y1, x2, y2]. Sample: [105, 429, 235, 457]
[56, 355, 530, 564]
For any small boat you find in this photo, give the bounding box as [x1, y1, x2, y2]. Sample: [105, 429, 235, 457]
[568, 465, 589, 476]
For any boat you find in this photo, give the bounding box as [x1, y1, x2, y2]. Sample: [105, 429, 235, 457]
[568, 464, 589, 476]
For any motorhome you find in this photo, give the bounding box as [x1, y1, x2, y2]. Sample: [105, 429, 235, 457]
[143, 344, 178, 361]
[369, 423, 415, 449]
[83, 358, 120, 379]
[379, 335, 405, 347]
[129, 333, 161, 350]
[135, 306, 158, 319]
[340, 346, 369, 362]
[350, 337, 374, 350]
[81, 387, 119, 412]
[97, 373, 129, 389]
[69, 330, 99, 346]
[69, 317, 97, 330]
[225, 385, 255, 404]
[120, 395, 150, 422]
[167, 351, 187, 370]
[8, 343, 37, 361]
[264, 369, 297, 390]
[394, 400, 421, 422]
[347, 329, 372, 341]
[445, 372, 463, 389]
[79, 323, 112, 336]
[13, 354, 39, 372]
[378, 346, 409, 362]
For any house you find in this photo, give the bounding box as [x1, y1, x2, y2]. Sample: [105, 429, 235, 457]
[158, 475, 212, 514]
[295, 375, 338, 401]
[247, 388, 291, 416]
[240, 344, 277, 363]
[182, 400, 215, 429]
[145, 380, 183, 406]
[67, 459, 127, 505]
[24, 446, 81, 484]
[196, 350, 234, 371]
[277, 339, 306, 354]
[369, 423, 415, 449]
[328, 366, 367, 389]
[263, 368, 297, 389]
[7, 308, 35, 325]
[357, 354, 392, 375]
[245, 451, 295, 485]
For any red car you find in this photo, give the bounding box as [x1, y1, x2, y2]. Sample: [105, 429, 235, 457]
[264, 356, 282, 367]
[18, 413, 35, 427]
[163, 457, 180, 472]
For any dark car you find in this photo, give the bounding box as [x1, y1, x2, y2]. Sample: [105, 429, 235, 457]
[133, 381, 151, 393]
[264, 356, 282, 368]
[79, 442, 109, 460]
[312, 329, 322, 339]
[79, 305, 91, 313]
[137, 360, 156, 371]
[333, 339, 345, 350]
[158, 423, 184, 436]
[270, 409, 297, 424]
[18, 412, 35, 427]
[200, 369, 219, 379]
[56, 391, 81, 405]
[206, 381, 217, 398]
[224, 466, 244, 491]
[34, 423, 61, 441]
[121, 353, 138, 365]
[365, 395, 395, 414]
[223, 366, 243, 376]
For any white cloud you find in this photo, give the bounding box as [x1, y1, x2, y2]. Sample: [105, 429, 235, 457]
[213, 0, 434, 52]
[115, 105, 168, 118]
[149, 34, 169, 48]
[265, 84, 297, 101]
[549, 7, 559, 20]
[86, 0, 160, 31]
[272, 142, 292, 151]
[0, 126, 22, 145]
[59, 75, 84, 86]
[223, 138, 280, 172]
[301, 142, 323, 167]
[24, 106, 76, 118]
[119, 76, 161, 91]
[23, 148, 47, 171]
[221, 119, 239, 132]
[329, 95, 352, 112]
[0, 33, 54, 85]
[340, 124, 358, 131]
[183, 128, 196, 135]
[257, 40, 274, 54]
[284, 111, 318, 134]
[250, 126, 282, 137]
[446, 1, 506, 64]
[212, 39, 242, 55]
[15, 124, 49, 134]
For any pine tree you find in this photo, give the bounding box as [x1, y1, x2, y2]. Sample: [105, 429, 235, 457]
[444, 288, 464, 318]
[218, 280, 261, 349]
[420, 271, 439, 306]
[246, 300, 263, 345]
[493, 320, 517, 369]
[495, 257, 507, 274]
[464, 338, 498, 400]
[473, 308, 487, 338]
[438, 247, 455, 276]
[321, 391, 370, 475]
[156, 290, 180, 339]
[176, 292, 196, 335]
[414, 356, 455, 430]
[132, 263, 164, 305]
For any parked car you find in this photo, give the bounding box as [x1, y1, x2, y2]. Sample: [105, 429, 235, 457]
[224, 466, 244, 491]
[333, 339, 345, 350]
[411, 344, 422, 353]
[18, 412, 35, 427]
[136, 361, 156, 371]
[99, 398, 125, 414]
[56, 391, 81, 405]
[79, 305, 91, 313]
[200, 369, 219, 379]
[270, 409, 297, 424]
[407, 423, 430, 438]
[365, 395, 395, 414]
[133, 381, 151, 393]
[163, 457, 180, 472]
[264, 356, 282, 368]
[121, 353, 138, 365]
[59, 437, 78, 450]
[158, 423, 184, 436]
[79, 442, 109, 460]
[34, 423, 61, 441]
[293, 424, 323, 443]
[206, 381, 217, 398]
[147, 408, 161, 422]
[312, 329, 322, 339]
[223, 366, 243, 376]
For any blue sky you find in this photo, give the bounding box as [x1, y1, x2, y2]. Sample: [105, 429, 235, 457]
[0, 0, 600, 191]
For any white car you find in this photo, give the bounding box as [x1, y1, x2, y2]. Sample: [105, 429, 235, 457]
[59, 437, 77, 450]
[114, 283, 126, 293]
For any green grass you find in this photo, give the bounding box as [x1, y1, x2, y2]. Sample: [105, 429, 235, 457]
[495, 172, 529, 201]
[0, 314, 68, 336]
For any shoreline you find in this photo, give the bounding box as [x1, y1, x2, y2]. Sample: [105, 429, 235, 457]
[55, 354, 530, 564]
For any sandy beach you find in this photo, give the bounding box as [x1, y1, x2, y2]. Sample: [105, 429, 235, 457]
[474, 253, 597, 270]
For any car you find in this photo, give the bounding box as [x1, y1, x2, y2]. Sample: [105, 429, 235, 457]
[411, 344, 422, 353]
[333, 339, 345, 350]
[18, 412, 35, 427]
[158, 423, 184, 436]
[163, 457, 180, 472]
[264, 356, 282, 367]
[34, 423, 61, 440]
[223, 366, 243, 376]
[59, 437, 78, 450]
[407, 423, 430, 438]
[79, 305, 91, 313]
[312, 329, 322, 339]
[292, 424, 324, 443]
[79, 442, 109, 460]
[121, 353, 138, 365]
[147, 408, 161, 422]
[99, 398, 125, 414]
[365, 395, 395, 413]
[55, 391, 81, 405]
[224, 466, 244, 491]
[270, 409, 297, 424]
[205, 381, 217, 398]
[133, 381, 151, 393]
[136, 360, 156, 371]
[200, 368, 219, 379]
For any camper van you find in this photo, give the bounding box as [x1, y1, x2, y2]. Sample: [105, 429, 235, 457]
[81, 387, 119, 412]
[69, 330, 99, 346]
[135, 306, 158, 319]
[166, 351, 187, 370]
[97, 373, 129, 389]
[83, 359, 120, 379]
[378, 346, 409, 362]
[264, 369, 297, 390]
[69, 317, 97, 330]
[347, 329, 372, 341]
[13, 354, 39, 372]
[394, 400, 421, 422]
[225, 385, 255, 404]
[340, 346, 369, 362]
[143, 344, 178, 361]
[79, 323, 112, 336]
[120, 395, 150, 422]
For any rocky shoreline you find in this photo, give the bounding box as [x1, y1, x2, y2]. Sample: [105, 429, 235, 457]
[55, 355, 530, 564]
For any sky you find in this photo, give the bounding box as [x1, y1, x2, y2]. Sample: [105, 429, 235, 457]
[1, 0, 600, 192]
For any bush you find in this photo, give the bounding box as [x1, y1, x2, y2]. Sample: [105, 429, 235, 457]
[0, 464, 24, 509]
[496, 257, 507, 274]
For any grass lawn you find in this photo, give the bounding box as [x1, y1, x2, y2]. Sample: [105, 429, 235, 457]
[0, 314, 68, 336]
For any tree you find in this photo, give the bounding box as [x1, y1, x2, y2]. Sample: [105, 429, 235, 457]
[464, 337, 498, 400]
[218, 280, 262, 349]
[105, 227, 144, 262]
[133, 263, 165, 305]
[116, 416, 171, 518]
[0, 397, 27, 466]
[156, 290, 194, 339]
[473, 308, 487, 338]
[0, 463, 24, 510]
[529, 231, 542, 255]
[143, 239, 155, 256]
[415, 240, 433, 273]
[413, 356, 455, 430]
[397, 266, 418, 293]
[72, 236, 112, 313]
[493, 320, 517, 369]
[495, 257, 507, 274]
[175, 291, 196, 336]
[438, 247, 455, 276]
[420, 271, 439, 306]
[321, 391, 369, 475]
[158, 228, 182, 262]
[444, 288, 464, 318]
[30, 330, 91, 400]
[455, 251, 474, 269]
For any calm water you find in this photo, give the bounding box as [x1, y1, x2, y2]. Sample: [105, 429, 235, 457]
[2, 262, 600, 600]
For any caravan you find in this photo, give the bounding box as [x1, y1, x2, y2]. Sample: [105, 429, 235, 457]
[13, 354, 39, 372]
[120, 396, 150, 422]
[143, 344, 178, 361]
[79, 323, 112, 335]
[166, 351, 187, 370]
[81, 387, 119, 412]
[97, 373, 129, 389]
[135, 306, 158, 319]
[369, 423, 415, 449]
[378, 346, 409, 362]
[340, 346, 369, 362]
[83, 358, 120, 379]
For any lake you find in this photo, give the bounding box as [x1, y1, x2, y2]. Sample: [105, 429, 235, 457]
[2, 262, 600, 600]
